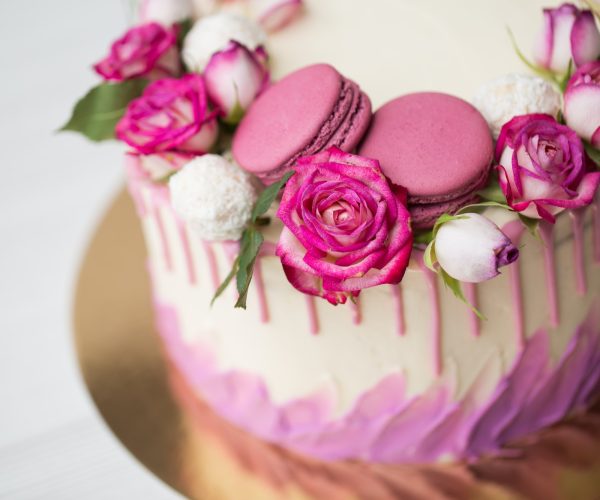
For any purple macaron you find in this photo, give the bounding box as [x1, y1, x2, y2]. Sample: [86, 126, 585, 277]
[232, 64, 372, 184]
[359, 92, 494, 229]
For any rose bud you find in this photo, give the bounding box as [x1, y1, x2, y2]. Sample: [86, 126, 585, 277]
[170, 154, 257, 241]
[473, 74, 561, 138]
[116, 74, 219, 154]
[183, 12, 267, 72]
[93, 23, 180, 82]
[251, 0, 303, 33]
[276, 147, 413, 305]
[139, 0, 193, 26]
[496, 114, 600, 222]
[434, 213, 519, 283]
[533, 3, 600, 74]
[564, 61, 600, 148]
[204, 41, 269, 123]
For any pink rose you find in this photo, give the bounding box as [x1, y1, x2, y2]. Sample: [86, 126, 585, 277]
[533, 3, 600, 74]
[497, 114, 600, 222]
[204, 41, 269, 122]
[116, 74, 219, 154]
[94, 23, 180, 82]
[276, 147, 413, 305]
[564, 61, 600, 148]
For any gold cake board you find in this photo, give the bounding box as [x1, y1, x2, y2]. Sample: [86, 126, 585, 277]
[73, 188, 600, 500]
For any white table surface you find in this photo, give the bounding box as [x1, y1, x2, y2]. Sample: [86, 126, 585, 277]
[0, 0, 181, 497]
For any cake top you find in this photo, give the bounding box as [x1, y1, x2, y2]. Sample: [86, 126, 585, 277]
[61, 1, 600, 310]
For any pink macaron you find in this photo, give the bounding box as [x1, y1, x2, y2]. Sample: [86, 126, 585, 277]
[232, 64, 372, 184]
[359, 92, 494, 229]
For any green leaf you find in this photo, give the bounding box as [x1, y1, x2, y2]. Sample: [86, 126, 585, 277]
[518, 213, 540, 237]
[558, 59, 574, 93]
[457, 200, 513, 215]
[251, 170, 295, 221]
[507, 28, 557, 84]
[59, 79, 147, 142]
[176, 18, 194, 49]
[235, 227, 264, 309]
[211, 257, 239, 306]
[413, 229, 434, 245]
[440, 269, 486, 320]
[477, 175, 507, 204]
[423, 241, 437, 272]
[584, 142, 600, 167]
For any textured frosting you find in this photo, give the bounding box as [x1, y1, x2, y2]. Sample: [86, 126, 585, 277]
[232, 63, 371, 183]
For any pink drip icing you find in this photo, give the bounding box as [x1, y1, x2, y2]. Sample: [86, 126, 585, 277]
[570, 209, 587, 295]
[175, 218, 197, 285]
[350, 298, 362, 325]
[594, 197, 600, 264]
[463, 283, 480, 338]
[502, 220, 526, 349]
[390, 284, 405, 336]
[305, 296, 319, 335]
[202, 242, 220, 292]
[538, 222, 559, 327]
[253, 259, 270, 323]
[151, 201, 173, 271]
[416, 253, 442, 376]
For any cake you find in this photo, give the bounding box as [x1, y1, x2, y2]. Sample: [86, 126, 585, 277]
[63, 0, 600, 495]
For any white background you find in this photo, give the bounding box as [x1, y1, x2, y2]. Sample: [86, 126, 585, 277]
[0, 0, 180, 497]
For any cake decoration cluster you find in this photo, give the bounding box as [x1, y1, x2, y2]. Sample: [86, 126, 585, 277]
[62, 1, 600, 311]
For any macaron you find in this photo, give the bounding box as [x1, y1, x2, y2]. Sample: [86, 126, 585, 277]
[359, 92, 493, 229]
[232, 64, 372, 184]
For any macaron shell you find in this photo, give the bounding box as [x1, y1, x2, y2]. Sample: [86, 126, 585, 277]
[359, 92, 493, 202]
[233, 64, 343, 176]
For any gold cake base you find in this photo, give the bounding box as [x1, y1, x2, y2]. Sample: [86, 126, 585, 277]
[72, 188, 600, 500]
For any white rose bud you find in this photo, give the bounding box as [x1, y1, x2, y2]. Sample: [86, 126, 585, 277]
[170, 154, 257, 241]
[182, 13, 267, 72]
[473, 74, 561, 138]
[434, 213, 519, 283]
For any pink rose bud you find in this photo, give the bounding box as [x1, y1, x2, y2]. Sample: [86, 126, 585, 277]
[93, 23, 180, 82]
[496, 114, 600, 222]
[533, 3, 600, 73]
[139, 0, 193, 26]
[116, 74, 219, 154]
[204, 41, 269, 122]
[434, 213, 519, 283]
[252, 0, 303, 33]
[276, 147, 413, 305]
[564, 61, 600, 148]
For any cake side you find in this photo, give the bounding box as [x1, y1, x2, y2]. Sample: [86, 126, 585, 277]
[127, 156, 600, 461]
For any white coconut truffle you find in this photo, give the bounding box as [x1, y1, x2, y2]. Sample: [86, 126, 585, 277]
[170, 154, 257, 241]
[182, 13, 267, 72]
[473, 74, 561, 138]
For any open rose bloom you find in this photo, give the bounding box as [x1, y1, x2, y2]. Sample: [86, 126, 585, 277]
[94, 22, 180, 82]
[533, 3, 600, 74]
[116, 74, 218, 154]
[276, 148, 413, 305]
[497, 114, 600, 222]
[564, 61, 600, 148]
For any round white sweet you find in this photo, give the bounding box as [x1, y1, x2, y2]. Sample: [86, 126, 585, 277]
[169, 154, 257, 241]
[473, 73, 561, 138]
[182, 13, 267, 72]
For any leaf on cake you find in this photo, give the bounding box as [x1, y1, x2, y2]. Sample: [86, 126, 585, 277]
[59, 79, 147, 142]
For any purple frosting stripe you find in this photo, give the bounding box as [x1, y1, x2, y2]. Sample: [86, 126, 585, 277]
[155, 295, 600, 463]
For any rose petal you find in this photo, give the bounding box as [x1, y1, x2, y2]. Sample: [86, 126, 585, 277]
[570, 10, 600, 67]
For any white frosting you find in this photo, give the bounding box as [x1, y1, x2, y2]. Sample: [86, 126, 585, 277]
[473, 74, 562, 137]
[182, 12, 267, 72]
[135, 0, 600, 417]
[169, 155, 257, 241]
